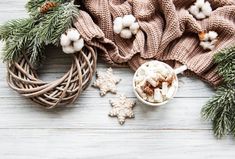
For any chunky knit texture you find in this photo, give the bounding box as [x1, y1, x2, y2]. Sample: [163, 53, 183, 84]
[76, 0, 235, 86]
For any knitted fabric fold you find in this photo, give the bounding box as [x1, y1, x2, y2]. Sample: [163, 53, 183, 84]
[161, 3, 235, 86]
[79, 0, 165, 62]
[76, 0, 235, 86]
[74, 10, 133, 65]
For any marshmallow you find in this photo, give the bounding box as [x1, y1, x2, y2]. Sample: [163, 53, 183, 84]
[148, 95, 155, 103]
[136, 86, 147, 100]
[161, 82, 168, 96]
[146, 76, 158, 87]
[166, 86, 175, 99]
[134, 62, 177, 103]
[135, 76, 145, 85]
[154, 88, 163, 103]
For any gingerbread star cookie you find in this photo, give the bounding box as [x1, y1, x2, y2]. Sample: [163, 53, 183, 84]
[93, 68, 121, 96]
[109, 94, 136, 125]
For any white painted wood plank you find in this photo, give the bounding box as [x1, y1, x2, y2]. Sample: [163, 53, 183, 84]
[0, 129, 235, 159]
[0, 97, 211, 129]
[0, 0, 27, 23]
[0, 1, 231, 159]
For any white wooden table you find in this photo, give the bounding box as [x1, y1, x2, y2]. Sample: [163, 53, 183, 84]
[1, 1, 235, 158]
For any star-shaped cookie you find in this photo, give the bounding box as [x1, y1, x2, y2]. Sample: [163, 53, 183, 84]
[93, 68, 121, 96]
[109, 94, 136, 125]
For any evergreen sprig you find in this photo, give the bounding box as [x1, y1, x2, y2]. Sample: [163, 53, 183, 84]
[202, 46, 235, 138]
[0, 18, 36, 61]
[0, 0, 79, 64]
[214, 46, 235, 84]
[26, 0, 71, 18]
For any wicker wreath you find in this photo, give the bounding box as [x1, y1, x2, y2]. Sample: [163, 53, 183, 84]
[7, 44, 97, 109]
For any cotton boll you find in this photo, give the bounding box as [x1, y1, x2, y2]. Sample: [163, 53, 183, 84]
[200, 41, 209, 49]
[63, 45, 75, 54]
[202, 33, 209, 41]
[195, 12, 206, 19]
[189, 0, 212, 20]
[200, 41, 213, 50]
[113, 23, 123, 34]
[208, 44, 215, 50]
[189, 5, 199, 16]
[114, 17, 123, 25]
[73, 38, 84, 52]
[130, 22, 140, 35]
[211, 39, 218, 45]
[120, 29, 132, 39]
[122, 14, 136, 27]
[67, 28, 80, 41]
[208, 31, 218, 40]
[202, 1, 212, 16]
[195, 0, 205, 8]
[60, 34, 71, 47]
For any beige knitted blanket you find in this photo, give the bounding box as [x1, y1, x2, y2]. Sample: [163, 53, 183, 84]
[74, 0, 235, 86]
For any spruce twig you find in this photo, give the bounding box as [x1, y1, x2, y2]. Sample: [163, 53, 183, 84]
[0, 0, 79, 64]
[201, 46, 235, 138]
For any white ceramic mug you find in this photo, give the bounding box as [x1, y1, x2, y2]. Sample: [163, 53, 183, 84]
[133, 61, 187, 106]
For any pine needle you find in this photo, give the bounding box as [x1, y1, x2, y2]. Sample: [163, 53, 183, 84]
[0, 0, 79, 64]
[201, 46, 235, 138]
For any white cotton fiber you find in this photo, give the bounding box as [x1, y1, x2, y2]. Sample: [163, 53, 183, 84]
[114, 17, 123, 25]
[67, 28, 80, 41]
[195, 0, 205, 8]
[63, 45, 75, 54]
[113, 23, 123, 34]
[208, 31, 218, 40]
[60, 34, 71, 47]
[73, 38, 84, 52]
[202, 1, 212, 16]
[189, 0, 212, 20]
[120, 29, 132, 39]
[130, 22, 140, 35]
[122, 14, 136, 27]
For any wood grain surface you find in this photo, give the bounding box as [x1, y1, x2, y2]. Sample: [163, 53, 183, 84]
[0, 1, 235, 158]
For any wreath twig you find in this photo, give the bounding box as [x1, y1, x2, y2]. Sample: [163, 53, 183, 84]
[7, 45, 96, 109]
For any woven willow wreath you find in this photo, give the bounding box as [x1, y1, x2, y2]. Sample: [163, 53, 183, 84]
[0, 1, 99, 108]
[7, 45, 97, 109]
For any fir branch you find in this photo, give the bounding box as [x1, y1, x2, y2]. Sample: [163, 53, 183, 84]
[202, 84, 235, 138]
[0, 18, 36, 61]
[36, 2, 79, 45]
[0, 1, 79, 64]
[26, 0, 72, 17]
[214, 46, 235, 84]
[201, 45, 235, 138]
[0, 18, 35, 41]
